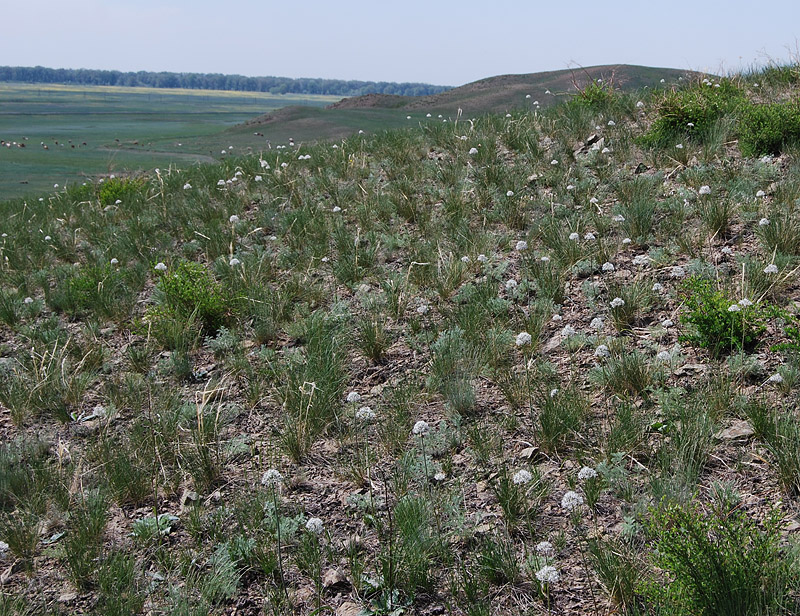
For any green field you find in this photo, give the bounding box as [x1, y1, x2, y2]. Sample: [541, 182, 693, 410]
[0, 83, 340, 199]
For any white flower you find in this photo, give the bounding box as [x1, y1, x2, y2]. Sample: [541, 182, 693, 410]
[44, 236, 51, 241]
[550, 159, 559, 166]
[699, 185, 711, 195]
[675, 143, 684, 149]
[217, 179, 226, 186]
[738, 298, 753, 307]
[183, 183, 192, 190]
[661, 319, 674, 328]
[512, 469, 532, 485]
[549, 388, 559, 398]
[566, 184, 575, 191]
[0, 541, 8, 553]
[756, 190, 766, 198]
[110, 258, 119, 266]
[536, 565, 560, 584]
[305, 517, 324, 534]
[728, 304, 741, 312]
[607, 120, 616, 126]
[561, 490, 584, 511]
[590, 317, 604, 331]
[584, 232, 596, 241]
[468, 147, 479, 155]
[281, 162, 289, 168]
[477, 254, 488, 263]
[670, 266, 686, 278]
[154, 262, 167, 272]
[610, 297, 625, 309]
[460, 255, 470, 264]
[578, 466, 598, 481]
[561, 325, 576, 337]
[321, 257, 329, 263]
[54, 184, 59, 189]
[569, 232, 580, 241]
[260, 159, 270, 169]
[535, 541, 554, 555]
[633, 254, 649, 266]
[506, 190, 515, 197]
[346, 391, 362, 403]
[229, 257, 241, 267]
[602, 262, 615, 272]
[622, 237, 632, 244]
[261, 469, 283, 487]
[434, 471, 446, 481]
[589, 197, 599, 204]
[515, 240, 528, 251]
[552, 314, 563, 322]
[356, 406, 376, 421]
[23, 297, 33, 304]
[540, 256, 551, 263]
[254, 175, 263, 182]
[594, 344, 610, 358]
[652, 283, 664, 292]
[636, 101, 644, 108]
[412, 420, 430, 435]
[612, 214, 625, 223]
[416, 304, 429, 315]
[721, 247, 733, 255]
[764, 264, 779, 274]
[656, 350, 671, 362]
[759, 218, 770, 226]
[505, 279, 518, 291]
[768, 373, 784, 384]
[229, 215, 240, 224]
[516, 331, 532, 346]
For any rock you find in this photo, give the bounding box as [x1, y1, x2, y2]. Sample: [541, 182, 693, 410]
[590, 137, 605, 152]
[714, 420, 754, 441]
[634, 162, 648, 174]
[322, 568, 349, 589]
[336, 601, 363, 616]
[586, 134, 600, 146]
[519, 446, 540, 461]
[58, 591, 78, 604]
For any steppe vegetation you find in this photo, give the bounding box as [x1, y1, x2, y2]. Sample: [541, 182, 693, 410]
[1, 63, 800, 615]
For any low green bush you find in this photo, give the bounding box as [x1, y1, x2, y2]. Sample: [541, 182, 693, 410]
[738, 102, 800, 157]
[155, 260, 228, 332]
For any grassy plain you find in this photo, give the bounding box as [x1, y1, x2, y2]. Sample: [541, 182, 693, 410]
[0, 83, 339, 199]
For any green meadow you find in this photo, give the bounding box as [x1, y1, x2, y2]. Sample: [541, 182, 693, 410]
[0, 83, 340, 199]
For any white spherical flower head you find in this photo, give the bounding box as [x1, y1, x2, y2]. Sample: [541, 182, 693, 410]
[535, 541, 554, 556]
[260, 159, 270, 169]
[540, 256, 551, 263]
[759, 218, 770, 226]
[183, 182, 192, 190]
[412, 420, 430, 436]
[477, 254, 488, 263]
[607, 120, 616, 127]
[728, 304, 741, 312]
[670, 266, 686, 278]
[738, 298, 753, 307]
[229, 257, 241, 267]
[23, 297, 34, 305]
[261, 468, 283, 487]
[698, 185, 711, 195]
[594, 344, 610, 358]
[549, 388, 559, 398]
[44, 236, 51, 241]
[536, 565, 560, 584]
[566, 184, 575, 191]
[346, 391, 362, 403]
[656, 350, 671, 362]
[506, 190, 515, 197]
[590, 317, 604, 330]
[512, 469, 532, 485]
[561, 325, 576, 338]
[764, 264, 779, 274]
[561, 490, 584, 511]
[636, 101, 644, 108]
[661, 319, 674, 328]
[110, 258, 119, 266]
[551, 314, 563, 322]
[622, 237, 632, 244]
[516, 331, 532, 346]
[217, 179, 226, 186]
[254, 175, 263, 182]
[756, 190, 766, 198]
[602, 262, 615, 272]
[460, 255, 470, 263]
[652, 283, 664, 292]
[612, 214, 625, 223]
[569, 232, 580, 241]
[505, 279, 518, 291]
[356, 406, 376, 421]
[229, 215, 240, 224]
[416, 304, 429, 315]
[550, 159, 559, 166]
[675, 143, 684, 149]
[468, 147, 479, 155]
[305, 517, 324, 535]
[434, 471, 446, 481]
[154, 262, 167, 272]
[578, 466, 598, 481]
[768, 373, 784, 384]
[610, 297, 625, 309]
[515, 240, 528, 251]
[584, 232, 596, 241]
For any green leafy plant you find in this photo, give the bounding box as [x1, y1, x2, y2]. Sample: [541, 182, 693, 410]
[739, 101, 800, 157]
[155, 260, 228, 332]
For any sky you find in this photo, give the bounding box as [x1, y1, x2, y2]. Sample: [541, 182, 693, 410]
[2, 0, 798, 86]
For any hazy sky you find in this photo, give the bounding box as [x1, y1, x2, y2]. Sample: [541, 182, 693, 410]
[3, 0, 798, 86]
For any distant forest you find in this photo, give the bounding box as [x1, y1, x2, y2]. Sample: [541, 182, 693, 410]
[0, 66, 451, 97]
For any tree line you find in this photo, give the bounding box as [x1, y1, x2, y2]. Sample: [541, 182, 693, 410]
[0, 66, 450, 97]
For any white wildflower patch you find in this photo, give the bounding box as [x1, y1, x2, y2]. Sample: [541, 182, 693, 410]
[261, 469, 283, 487]
[516, 332, 532, 346]
[512, 469, 532, 485]
[561, 490, 584, 511]
[412, 420, 430, 435]
[577, 466, 598, 481]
